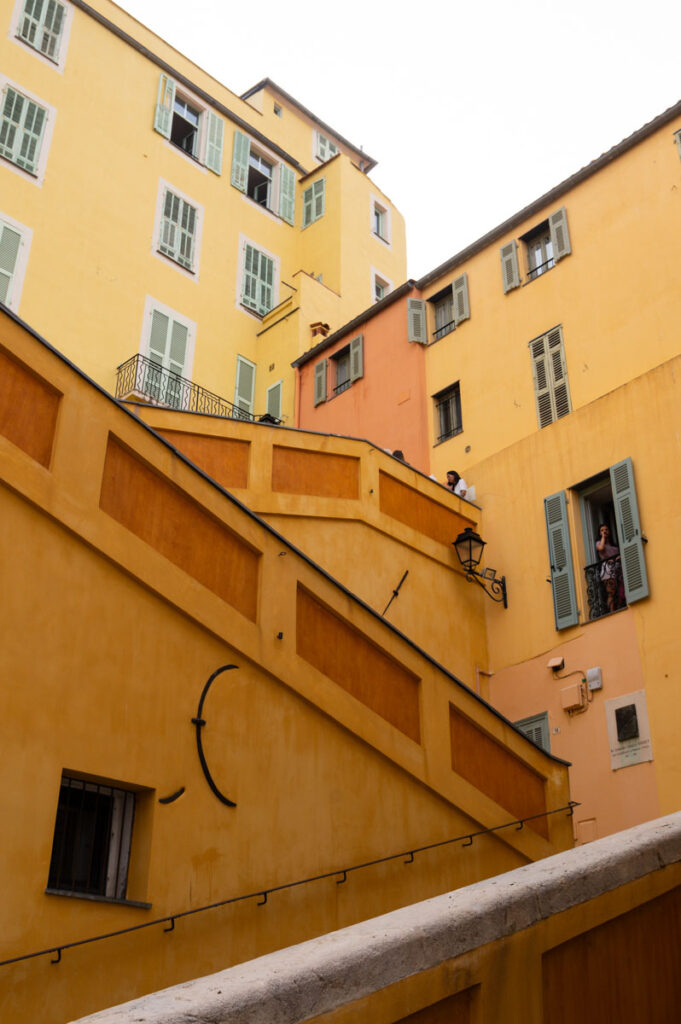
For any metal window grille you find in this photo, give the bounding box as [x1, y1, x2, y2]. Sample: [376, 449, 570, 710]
[435, 383, 462, 442]
[48, 777, 135, 900]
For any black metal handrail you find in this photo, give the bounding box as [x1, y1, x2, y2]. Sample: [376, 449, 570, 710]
[0, 801, 579, 969]
[115, 354, 259, 422]
[584, 559, 626, 621]
[433, 319, 456, 341]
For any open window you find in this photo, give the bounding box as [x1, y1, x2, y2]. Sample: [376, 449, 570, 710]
[544, 458, 649, 631]
[154, 75, 224, 175]
[428, 274, 469, 341]
[331, 335, 363, 395]
[433, 381, 462, 443]
[501, 207, 571, 292]
[231, 130, 295, 225]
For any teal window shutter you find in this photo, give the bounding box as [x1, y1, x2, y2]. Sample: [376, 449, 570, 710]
[349, 335, 364, 381]
[302, 185, 313, 227]
[549, 207, 571, 261]
[231, 130, 250, 192]
[242, 244, 274, 316]
[313, 179, 325, 219]
[452, 272, 470, 325]
[313, 359, 327, 406]
[500, 240, 520, 293]
[514, 712, 550, 752]
[205, 112, 224, 175]
[610, 458, 649, 604]
[0, 222, 22, 306]
[407, 297, 427, 344]
[0, 87, 47, 174]
[266, 381, 282, 419]
[544, 490, 579, 630]
[279, 164, 295, 225]
[159, 190, 197, 270]
[154, 75, 175, 139]
[235, 355, 256, 414]
[302, 179, 324, 227]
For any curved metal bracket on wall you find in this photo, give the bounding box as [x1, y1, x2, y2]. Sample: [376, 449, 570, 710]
[192, 664, 239, 808]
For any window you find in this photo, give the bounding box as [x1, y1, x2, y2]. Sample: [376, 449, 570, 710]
[428, 273, 470, 341]
[433, 382, 462, 443]
[371, 198, 391, 244]
[15, 0, 67, 63]
[302, 178, 325, 227]
[154, 75, 224, 175]
[47, 775, 136, 900]
[371, 269, 392, 303]
[544, 458, 649, 631]
[316, 131, 339, 162]
[273, 103, 282, 117]
[231, 129, 296, 225]
[266, 380, 282, 420]
[331, 335, 363, 395]
[515, 712, 550, 752]
[530, 326, 571, 428]
[0, 213, 31, 309]
[241, 241, 276, 317]
[314, 358, 327, 406]
[0, 83, 48, 175]
[143, 305, 192, 409]
[500, 206, 571, 292]
[158, 187, 198, 272]
[234, 354, 256, 416]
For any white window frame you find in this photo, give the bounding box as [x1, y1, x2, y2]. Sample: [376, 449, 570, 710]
[314, 130, 339, 163]
[236, 233, 280, 320]
[370, 194, 392, 247]
[0, 209, 32, 310]
[9, 0, 74, 73]
[139, 295, 196, 382]
[155, 77, 219, 175]
[371, 268, 393, 304]
[152, 179, 203, 279]
[0, 76, 55, 185]
[243, 138, 286, 222]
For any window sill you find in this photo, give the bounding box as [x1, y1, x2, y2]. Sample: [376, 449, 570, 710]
[45, 888, 152, 909]
[15, 36, 59, 65]
[373, 231, 390, 244]
[156, 249, 196, 275]
[0, 152, 38, 179]
[432, 428, 463, 447]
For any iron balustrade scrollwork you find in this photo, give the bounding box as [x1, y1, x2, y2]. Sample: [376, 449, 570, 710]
[584, 559, 627, 621]
[115, 354, 264, 422]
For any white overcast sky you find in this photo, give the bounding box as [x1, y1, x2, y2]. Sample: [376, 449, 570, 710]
[121, 0, 681, 280]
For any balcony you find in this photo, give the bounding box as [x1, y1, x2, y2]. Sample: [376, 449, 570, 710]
[115, 354, 258, 422]
[584, 558, 627, 621]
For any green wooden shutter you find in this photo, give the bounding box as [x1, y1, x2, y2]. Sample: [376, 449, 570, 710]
[610, 457, 649, 604]
[205, 112, 224, 175]
[500, 240, 520, 293]
[674, 129, 681, 161]
[279, 165, 295, 225]
[148, 309, 169, 364]
[231, 130, 250, 192]
[313, 179, 325, 219]
[407, 298, 427, 344]
[313, 359, 327, 406]
[258, 252, 274, 314]
[17, 96, 46, 172]
[349, 335, 364, 381]
[41, 1, 65, 59]
[178, 201, 196, 270]
[452, 273, 470, 325]
[546, 326, 571, 419]
[235, 356, 255, 414]
[515, 712, 550, 752]
[154, 75, 175, 138]
[302, 184, 314, 227]
[549, 207, 571, 261]
[267, 381, 282, 419]
[530, 336, 554, 428]
[0, 223, 22, 306]
[544, 491, 579, 629]
[18, 0, 41, 47]
[242, 243, 273, 314]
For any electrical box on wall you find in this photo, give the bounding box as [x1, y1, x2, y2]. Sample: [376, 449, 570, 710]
[587, 667, 603, 691]
[560, 682, 586, 712]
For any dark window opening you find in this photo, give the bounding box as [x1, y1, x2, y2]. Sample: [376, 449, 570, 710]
[332, 346, 351, 394]
[171, 97, 200, 157]
[523, 220, 554, 281]
[429, 286, 455, 341]
[247, 151, 272, 208]
[434, 382, 462, 442]
[48, 776, 135, 900]
[579, 473, 627, 621]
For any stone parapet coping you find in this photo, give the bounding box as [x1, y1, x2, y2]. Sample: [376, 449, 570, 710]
[71, 811, 681, 1024]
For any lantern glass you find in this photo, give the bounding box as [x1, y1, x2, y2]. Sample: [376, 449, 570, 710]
[453, 528, 486, 571]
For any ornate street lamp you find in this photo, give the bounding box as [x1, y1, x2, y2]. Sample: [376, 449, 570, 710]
[453, 527, 507, 608]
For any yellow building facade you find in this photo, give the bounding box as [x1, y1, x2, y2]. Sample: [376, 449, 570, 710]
[294, 99, 681, 846]
[0, 0, 405, 423]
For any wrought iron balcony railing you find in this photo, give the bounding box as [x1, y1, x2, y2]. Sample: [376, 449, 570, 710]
[584, 559, 627, 621]
[115, 354, 257, 422]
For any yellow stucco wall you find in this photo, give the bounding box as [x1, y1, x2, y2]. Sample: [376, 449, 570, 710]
[0, 309, 570, 1023]
[0, 0, 405, 424]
